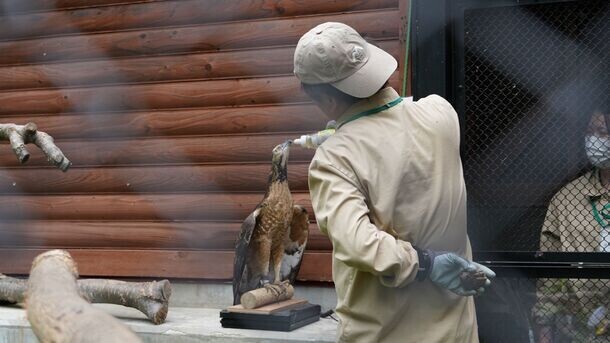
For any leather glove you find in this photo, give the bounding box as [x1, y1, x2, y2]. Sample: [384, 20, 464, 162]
[415, 248, 495, 296]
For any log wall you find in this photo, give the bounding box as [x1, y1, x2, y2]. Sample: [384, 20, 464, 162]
[0, 0, 407, 281]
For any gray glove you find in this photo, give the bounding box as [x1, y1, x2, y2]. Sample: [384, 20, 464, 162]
[415, 248, 495, 296]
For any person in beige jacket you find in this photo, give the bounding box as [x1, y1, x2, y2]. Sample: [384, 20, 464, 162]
[293, 22, 495, 342]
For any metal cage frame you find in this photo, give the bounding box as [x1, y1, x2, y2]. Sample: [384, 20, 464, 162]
[411, 0, 610, 278]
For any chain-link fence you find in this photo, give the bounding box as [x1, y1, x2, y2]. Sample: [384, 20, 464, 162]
[477, 278, 610, 343]
[459, 1, 609, 342]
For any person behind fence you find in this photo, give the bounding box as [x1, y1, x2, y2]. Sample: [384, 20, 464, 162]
[293, 22, 495, 342]
[535, 109, 610, 342]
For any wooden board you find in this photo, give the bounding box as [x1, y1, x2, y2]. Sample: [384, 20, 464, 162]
[0, 163, 311, 193]
[0, 76, 305, 115]
[0, 134, 317, 167]
[227, 299, 308, 314]
[0, 72, 398, 115]
[0, 10, 398, 65]
[0, 248, 333, 281]
[0, 0, 398, 40]
[0, 41, 399, 90]
[0, 1, 159, 15]
[0, 0, 403, 281]
[0, 104, 329, 138]
[0, 193, 313, 220]
[0, 221, 331, 250]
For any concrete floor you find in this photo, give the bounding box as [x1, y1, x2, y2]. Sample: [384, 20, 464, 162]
[0, 304, 338, 343]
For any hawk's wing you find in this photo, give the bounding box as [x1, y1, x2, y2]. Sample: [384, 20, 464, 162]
[280, 205, 309, 284]
[232, 206, 261, 305]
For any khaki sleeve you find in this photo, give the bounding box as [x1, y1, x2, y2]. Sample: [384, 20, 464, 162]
[308, 158, 419, 288]
[535, 195, 565, 323]
[540, 195, 562, 252]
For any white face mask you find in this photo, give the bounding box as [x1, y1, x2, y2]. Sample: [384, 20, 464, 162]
[585, 135, 610, 169]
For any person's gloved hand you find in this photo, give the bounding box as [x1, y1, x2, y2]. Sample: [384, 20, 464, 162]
[416, 248, 495, 296]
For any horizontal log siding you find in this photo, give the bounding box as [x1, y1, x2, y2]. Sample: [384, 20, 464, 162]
[0, 0, 403, 280]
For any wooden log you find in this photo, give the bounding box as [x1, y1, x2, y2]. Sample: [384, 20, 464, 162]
[79, 279, 170, 325]
[0, 76, 306, 115]
[0, 1, 158, 15]
[240, 282, 294, 309]
[0, 221, 331, 251]
[0, 69, 398, 114]
[0, 163, 310, 194]
[0, 0, 398, 40]
[0, 273, 26, 303]
[0, 41, 399, 90]
[0, 134, 317, 167]
[0, 104, 328, 138]
[0, 10, 398, 65]
[0, 249, 334, 281]
[0, 275, 170, 324]
[26, 250, 141, 342]
[0, 193, 313, 221]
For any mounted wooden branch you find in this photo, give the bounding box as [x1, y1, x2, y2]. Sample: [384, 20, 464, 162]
[26, 250, 141, 343]
[0, 122, 71, 171]
[0, 274, 170, 324]
[79, 279, 171, 325]
[240, 282, 294, 309]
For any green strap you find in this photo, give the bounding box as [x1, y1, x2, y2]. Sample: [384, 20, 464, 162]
[337, 97, 404, 129]
[589, 197, 610, 228]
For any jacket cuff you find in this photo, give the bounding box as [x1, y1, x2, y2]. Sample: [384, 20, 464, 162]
[379, 240, 420, 288]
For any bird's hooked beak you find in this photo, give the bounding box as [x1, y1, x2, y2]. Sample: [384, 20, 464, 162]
[279, 140, 292, 168]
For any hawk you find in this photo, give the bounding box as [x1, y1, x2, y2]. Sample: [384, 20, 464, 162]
[232, 141, 310, 305]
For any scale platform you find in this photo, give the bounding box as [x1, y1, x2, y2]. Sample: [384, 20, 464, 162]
[220, 300, 321, 332]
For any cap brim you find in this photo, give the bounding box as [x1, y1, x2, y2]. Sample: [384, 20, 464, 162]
[330, 43, 398, 98]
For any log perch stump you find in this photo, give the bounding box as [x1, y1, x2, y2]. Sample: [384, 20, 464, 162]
[240, 282, 294, 309]
[0, 275, 170, 324]
[26, 250, 141, 343]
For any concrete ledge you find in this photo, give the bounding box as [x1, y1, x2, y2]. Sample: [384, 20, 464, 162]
[0, 304, 337, 343]
[169, 282, 337, 313]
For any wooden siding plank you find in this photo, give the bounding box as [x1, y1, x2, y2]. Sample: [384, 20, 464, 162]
[0, 0, 398, 40]
[0, 1, 160, 15]
[0, 72, 399, 115]
[0, 248, 334, 281]
[0, 163, 310, 194]
[0, 76, 305, 115]
[0, 134, 316, 167]
[0, 10, 399, 65]
[0, 41, 399, 90]
[0, 193, 313, 221]
[0, 104, 328, 138]
[0, 221, 331, 251]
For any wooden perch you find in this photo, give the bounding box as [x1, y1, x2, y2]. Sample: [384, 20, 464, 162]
[240, 282, 294, 309]
[0, 274, 170, 324]
[79, 279, 171, 325]
[26, 250, 141, 343]
[0, 122, 71, 171]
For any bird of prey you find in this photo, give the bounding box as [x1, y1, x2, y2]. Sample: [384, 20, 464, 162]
[232, 140, 310, 305]
[280, 205, 309, 285]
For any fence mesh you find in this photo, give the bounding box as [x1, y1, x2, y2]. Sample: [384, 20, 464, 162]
[460, 1, 609, 342]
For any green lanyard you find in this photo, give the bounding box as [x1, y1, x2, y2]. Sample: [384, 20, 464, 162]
[589, 197, 610, 228]
[337, 97, 404, 129]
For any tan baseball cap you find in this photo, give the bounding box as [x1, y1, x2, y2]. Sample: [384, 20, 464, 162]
[293, 22, 397, 98]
